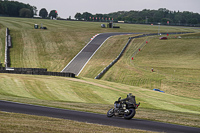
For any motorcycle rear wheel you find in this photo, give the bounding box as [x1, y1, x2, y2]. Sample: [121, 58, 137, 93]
[107, 108, 114, 117]
[124, 108, 135, 120]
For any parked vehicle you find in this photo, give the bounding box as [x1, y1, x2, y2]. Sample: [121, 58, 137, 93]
[159, 36, 168, 40]
[107, 93, 140, 120]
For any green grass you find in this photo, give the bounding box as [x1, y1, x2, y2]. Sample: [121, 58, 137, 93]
[0, 17, 200, 130]
[1, 112, 156, 133]
[81, 33, 200, 98]
[0, 73, 199, 128]
[0, 23, 5, 66]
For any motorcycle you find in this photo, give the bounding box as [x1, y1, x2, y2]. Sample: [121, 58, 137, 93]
[107, 97, 140, 120]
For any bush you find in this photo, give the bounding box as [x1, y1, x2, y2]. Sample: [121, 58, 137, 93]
[19, 8, 32, 18]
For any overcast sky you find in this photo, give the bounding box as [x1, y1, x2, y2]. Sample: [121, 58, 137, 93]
[16, 0, 200, 18]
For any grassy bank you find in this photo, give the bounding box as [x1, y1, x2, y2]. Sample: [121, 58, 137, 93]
[0, 73, 199, 128]
[0, 111, 156, 133]
[81, 33, 200, 98]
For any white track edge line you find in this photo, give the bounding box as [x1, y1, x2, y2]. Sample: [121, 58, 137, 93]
[61, 33, 101, 72]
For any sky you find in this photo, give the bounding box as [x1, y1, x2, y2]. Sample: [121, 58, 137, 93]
[16, 0, 200, 19]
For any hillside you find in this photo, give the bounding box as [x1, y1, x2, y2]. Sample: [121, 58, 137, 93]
[80, 33, 200, 98]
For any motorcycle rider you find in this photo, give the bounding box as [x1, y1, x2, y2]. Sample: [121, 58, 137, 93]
[120, 93, 139, 108]
[107, 93, 140, 119]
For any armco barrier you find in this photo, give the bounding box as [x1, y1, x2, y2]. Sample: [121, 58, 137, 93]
[0, 67, 75, 78]
[5, 28, 12, 68]
[14, 68, 47, 72]
[5, 28, 8, 67]
[8, 35, 12, 48]
[95, 37, 133, 79]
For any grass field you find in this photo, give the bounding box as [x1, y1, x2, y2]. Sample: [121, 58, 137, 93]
[1, 111, 157, 133]
[0, 73, 199, 128]
[0, 17, 200, 131]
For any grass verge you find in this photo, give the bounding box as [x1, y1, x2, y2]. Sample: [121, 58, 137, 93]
[0, 111, 157, 133]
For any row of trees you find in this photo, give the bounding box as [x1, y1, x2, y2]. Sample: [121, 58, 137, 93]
[1, 1, 199, 25]
[75, 8, 200, 25]
[0, 0, 37, 18]
[39, 8, 58, 19]
[75, 12, 106, 21]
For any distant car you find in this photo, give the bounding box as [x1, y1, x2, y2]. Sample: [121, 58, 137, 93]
[159, 37, 167, 40]
[153, 88, 165, 93]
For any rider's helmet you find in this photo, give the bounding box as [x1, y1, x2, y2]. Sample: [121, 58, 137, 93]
[127, 93, 132, 97]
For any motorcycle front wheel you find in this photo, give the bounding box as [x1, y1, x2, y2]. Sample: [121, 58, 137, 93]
[124, 108, 135, 120]
[107, 108, 114, 117]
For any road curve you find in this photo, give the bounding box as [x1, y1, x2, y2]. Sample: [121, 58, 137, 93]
[0, 100, 199, 133]
[61, 32, 138, 76]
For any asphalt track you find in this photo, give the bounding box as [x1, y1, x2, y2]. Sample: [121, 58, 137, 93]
[0, 101, 199, 133]
[61, 32, 137, 76]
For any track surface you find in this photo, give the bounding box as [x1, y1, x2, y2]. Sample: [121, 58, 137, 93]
[61, 32, 137, 75]
[0, 101, 199, 133]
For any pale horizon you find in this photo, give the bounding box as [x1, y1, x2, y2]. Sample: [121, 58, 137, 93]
[16, 0, 200, 18]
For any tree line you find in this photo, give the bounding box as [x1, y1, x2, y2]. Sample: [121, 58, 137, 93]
[0, 0, 57, 19]
[1, 1, 200, 26]
[0, 0, 36, 18]
[75, 8, 200, 26]
[39, 8, 58, 19]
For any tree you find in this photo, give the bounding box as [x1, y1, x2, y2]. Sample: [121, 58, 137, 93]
[74, 12, 81, 20]
[161, 18, 172, 24]
[39, 8, 48, 18]
[19, 8, 32, 18]
[82, 12, 92, 21]
[191, 18, 198, 24]
[32, 6, 37, 16]
[49, 10, 58, 19]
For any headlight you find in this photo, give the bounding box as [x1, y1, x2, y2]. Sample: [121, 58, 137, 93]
[122, 104, 126, 109]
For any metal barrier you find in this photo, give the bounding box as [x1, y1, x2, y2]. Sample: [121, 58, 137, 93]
[0, 67, 75, 78]
[5, 28, 8, 67]
[95, 37, 133, 79]
[4, 28, 12, 68]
